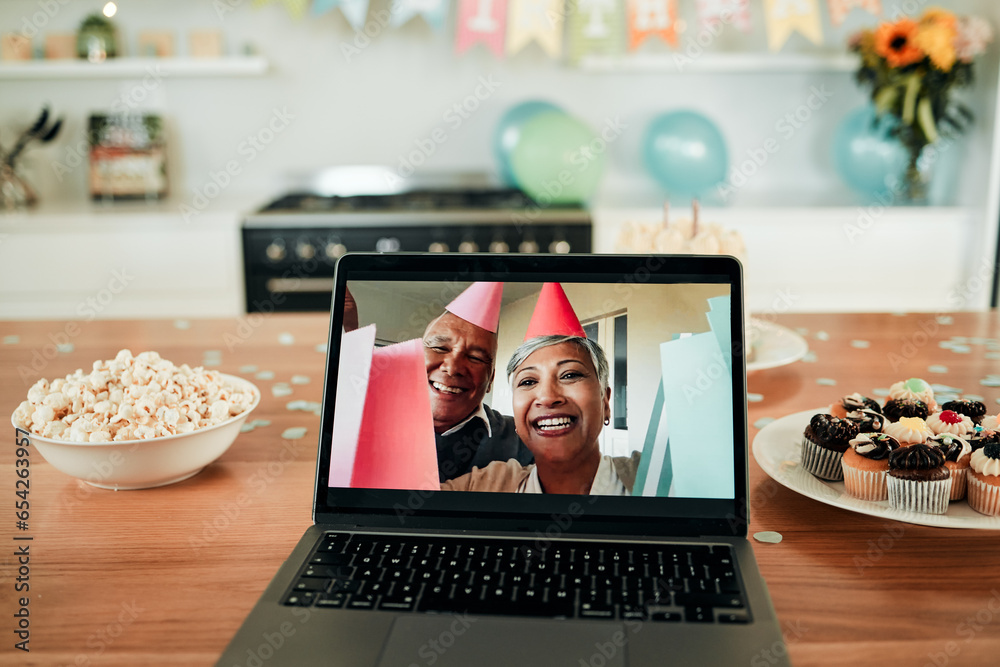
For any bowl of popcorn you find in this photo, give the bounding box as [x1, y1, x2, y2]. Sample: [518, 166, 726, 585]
[11, 350, 260, 490]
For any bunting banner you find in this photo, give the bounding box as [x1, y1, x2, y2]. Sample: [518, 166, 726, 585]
[456, 0, 508, 56]
[389, 0, 449, 29]
[763, 0, 823, 51]
[827, 0, 881, 27]
[252, 0, 310, 19]
[506, 0, 564, 58]
[313, 0, 371, 30]
[696, 0, 751, 34]
[568, 0, 627, 63]
[626, 0, 678, 50]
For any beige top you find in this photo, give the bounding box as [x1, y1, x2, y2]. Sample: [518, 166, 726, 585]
[440, 451, 642, 496]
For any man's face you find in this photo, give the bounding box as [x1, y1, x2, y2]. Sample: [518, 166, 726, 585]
[423, 312, 497, 434]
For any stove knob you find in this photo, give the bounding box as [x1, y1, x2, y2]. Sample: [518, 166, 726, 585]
[458, 240, 479, 253]
[265, 240, 286, 262]
[518, 239, 540, 254]
[488, 239, 509, 253]
[549, 239, 572, 254]
[325, 242, 347, 259]
[296, 242, 316, 260]
[428, 242, 449, 253]
[375, 237, 401, 252]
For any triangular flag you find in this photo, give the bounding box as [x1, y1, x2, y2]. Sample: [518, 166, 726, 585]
[445, 282, 504, 333]
[827, 0, 881, 27]
[456, 0, 509, 56]
[568, 0, 627, 62]
[524, 283, 586, 340]
[626, 0, 677, 51]
[253, 0, 309, 19]
[696, 0, 751, 33]
[763, 0, 823, 51]
[390, 0, 449, 29]
[313, 0, 371, 29]
[506, 0, 564, 58]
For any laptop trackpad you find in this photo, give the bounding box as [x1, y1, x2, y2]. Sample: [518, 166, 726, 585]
[377, 616, 627, 667]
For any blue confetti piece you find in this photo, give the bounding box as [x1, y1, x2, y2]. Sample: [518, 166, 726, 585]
[970, 337, 990, 345]
[240, 423, 256, 433]
[747, 393, 764, 403]
[57, 343, 74, 353]
[951, 346, 972, 354]
[816, 378, 837, 386]
[937, 315, 954, 325]
[980, 378, 1000, 387]
[239, 364, 258, 373]
[872, 388, 890, 397]
[850, 340, 870, 349]
[203, 349, 222, 357]
[753, 417, 776, 429]
[315, 343, 328, 353]
[753, 531, 783, 544]
[986, 353, 1000, 360]
[203, 359, 221, 367]
[815, 331, 830, 341]
[279, 333, 295, 346]
[291, 375, 310, 385]
[794, 328, 809, 336]
[255, 370, 275, 380]
[802, 351, 818, 363]
[930, 384, 963, 395]
[272, 383, 293, 397]
[928, 365, 948, 374]
[173, 319, 190, 330]
[3, 335, 20, 344]
[281, 427, 308, 440]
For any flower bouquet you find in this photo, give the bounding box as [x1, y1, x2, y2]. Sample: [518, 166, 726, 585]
[849, 8, 993, 202]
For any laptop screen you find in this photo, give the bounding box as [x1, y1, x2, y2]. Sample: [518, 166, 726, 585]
[315, 254, 748, 537]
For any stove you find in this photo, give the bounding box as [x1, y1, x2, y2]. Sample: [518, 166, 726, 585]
[241, 168, 593, 312]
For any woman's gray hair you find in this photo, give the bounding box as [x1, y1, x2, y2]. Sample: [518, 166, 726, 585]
[506, 335, 610, 391]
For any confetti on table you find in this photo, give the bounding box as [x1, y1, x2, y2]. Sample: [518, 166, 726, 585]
[937, 315, 954, 325]
[240, 419, 274, 432]
[753, 417, 776, 429]
[814, 331, 830, 342]
[794, 327, 809, 336]
[950, 345, 972, 354]
[279, 333, 295, 346]
[930, 384, 963, 394]
[816, 378, 837, 386]
[747, 393, 764, 403]
[315, 343, 327, 353]
[272, 383, 293, 397]
[872, 388, 890, 397]
[57, 343, 74, 353]
[203, 350, 222, 366]
[980, 377, 1000, 388]
[281, 427, 308, 440]
[240, 423, 255, 432]
[255, 370, 275, 380]
[986, 353, 1000, 360]
[890, 311, 908, 317]
[239, 364, 258, 373]
[291, 375, 310, 385]
[203, 349, 222, 358]
[753, 531, 783, 544]
[203, 358, 221, 367]
[850, 340, 870, 349]
[928, 365, 948, 374]
[287, 400, 322, 413]
[802, 351, 818, 363]
[3, 335, 20, 344]
[173, 319, 190, 330]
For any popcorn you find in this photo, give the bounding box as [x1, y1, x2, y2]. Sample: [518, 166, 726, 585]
[13, 349, 257, 442]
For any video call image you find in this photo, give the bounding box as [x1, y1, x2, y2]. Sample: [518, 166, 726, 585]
[328, 279, 736, 500]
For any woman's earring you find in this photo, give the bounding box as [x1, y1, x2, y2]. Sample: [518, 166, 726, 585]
[604, 417, 610, 426]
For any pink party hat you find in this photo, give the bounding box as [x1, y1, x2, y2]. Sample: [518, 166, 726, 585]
[445, 282, 504, 333]
[524, 283, 586, 340]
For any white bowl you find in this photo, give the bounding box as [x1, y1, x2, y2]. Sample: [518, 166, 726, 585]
[11, 374, 259, 490]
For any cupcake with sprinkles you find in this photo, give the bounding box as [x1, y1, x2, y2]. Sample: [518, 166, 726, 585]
[928, 433, 972, 501]
[967, 443, 1000, 516]
[882, 398, 930, 423]
[842, 433, 900, 501]
[925, 410, 974, 438]
[940, 399, 987, 426]
[887, 378, 938, 412]
[801, 414, 859, 481]
[886, 444, 952, 514]
[830, 393, 882, 419]
[884, 416, 934, 446]
[968, 426, 1000, 452]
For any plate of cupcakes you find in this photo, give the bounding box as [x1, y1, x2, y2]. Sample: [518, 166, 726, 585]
[753, 378, 1000, 529]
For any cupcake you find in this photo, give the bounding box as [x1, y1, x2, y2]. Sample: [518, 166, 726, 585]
[981, 414, 1000, 431]
[830, 393, 882, 419]
[882, 398, 930, 423]
[925, 410, 974, 437]
[940, 399, 987, 426]
[841, 433, 900, 501]
[928, 433, 972, 500]
[845, 409, 885, 433]
[968, 427, 1000, 452]
[801, 414, 859, 481]
[888, 378, 938, 412]
[886, 444, 952, 514]
[883, 417, 934, 446]
[967, 444, 1000, 516]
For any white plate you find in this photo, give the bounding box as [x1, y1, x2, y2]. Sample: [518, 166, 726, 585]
[746, 318, 809, 372]
[752, 408, 1000, 529]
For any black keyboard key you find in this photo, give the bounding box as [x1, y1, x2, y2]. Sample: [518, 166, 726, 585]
[620, 604, 647, 620]
[674, 593, 744, 608]
[328, 578, 362, 594]
[310, 552, 353, 566]
[302, 565, 355, 579]
[685, 606, 713, 623]
[347, 594, 377, 610]
[379, 596, 417, 611]
[579, 602, 615, 619]
[292, 578, 329, 593]
[283, 591, 316, 607]
[648, 609, 682, 622]
[316, 593, 347, 608]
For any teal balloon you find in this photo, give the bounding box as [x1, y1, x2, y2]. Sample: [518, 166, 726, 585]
[833, 106, 908, 197]
[509, 111, 605, 205]
[643, 111, 728, 198]
[493, 100, 563, 186]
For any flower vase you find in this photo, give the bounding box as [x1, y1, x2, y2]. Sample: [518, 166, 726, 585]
[0, 164, 37, 211]
[897, 147, 934, 205]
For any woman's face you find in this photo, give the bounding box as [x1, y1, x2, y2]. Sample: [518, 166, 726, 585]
[511, 341, 610, 466]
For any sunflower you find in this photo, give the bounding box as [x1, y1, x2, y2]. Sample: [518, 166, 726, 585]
[915, 8, 958, 71]
[874, 18, 924, 68]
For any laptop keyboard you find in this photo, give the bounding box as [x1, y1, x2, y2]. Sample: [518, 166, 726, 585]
[282, 533, 750, 624]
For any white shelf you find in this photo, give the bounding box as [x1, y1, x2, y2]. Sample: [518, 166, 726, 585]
[577, 52, 857, 73]
[0, 56, 269, 79]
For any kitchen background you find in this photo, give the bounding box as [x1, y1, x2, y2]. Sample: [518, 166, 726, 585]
[2, 0, 1000, 318]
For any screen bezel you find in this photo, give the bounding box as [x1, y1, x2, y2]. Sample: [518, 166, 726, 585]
[312, 253, 750, 538]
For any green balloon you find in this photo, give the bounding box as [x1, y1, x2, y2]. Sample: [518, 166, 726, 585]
[509, 111, 605, 205]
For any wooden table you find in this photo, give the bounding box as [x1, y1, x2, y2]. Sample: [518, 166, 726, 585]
[2, 313, 999, 666]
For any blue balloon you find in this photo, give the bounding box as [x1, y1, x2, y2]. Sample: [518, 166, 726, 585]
[493, 100, 563, 186]
[643, 110, 728, 199]
[833, 106, 908, 198]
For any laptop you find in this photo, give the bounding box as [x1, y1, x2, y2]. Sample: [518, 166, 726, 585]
[217, 252, 789, 667]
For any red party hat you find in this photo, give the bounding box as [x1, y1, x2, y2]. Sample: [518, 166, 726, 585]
[445, 282, 504, 333]
[524, 283, 586, 340]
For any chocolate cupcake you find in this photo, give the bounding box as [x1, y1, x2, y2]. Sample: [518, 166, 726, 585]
[928, 433, 972, 500]
[801, 414, 859, 481]
[882, 398, 930, 422]
[830, 393, 883, 419]
[845, 409, 885, 433]
[886, 444, 952, 514]
[941, 399, 987, 425]
[968, 427, 1000, 452]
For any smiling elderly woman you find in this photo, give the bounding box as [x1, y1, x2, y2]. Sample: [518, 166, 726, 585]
[440, 335, 641, 495]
